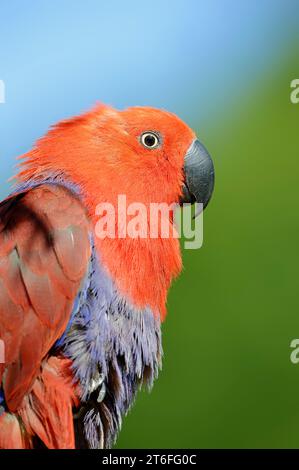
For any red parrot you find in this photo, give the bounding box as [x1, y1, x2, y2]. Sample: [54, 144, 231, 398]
[0, 104, 214, 448]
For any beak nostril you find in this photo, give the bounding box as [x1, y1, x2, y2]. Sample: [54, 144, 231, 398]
[181, 139, 215, 209]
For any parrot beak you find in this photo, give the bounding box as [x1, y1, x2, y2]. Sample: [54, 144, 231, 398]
[181, 139, 215, 215]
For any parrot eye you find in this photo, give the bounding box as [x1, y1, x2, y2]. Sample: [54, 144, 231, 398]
[140, 132, 161, 149]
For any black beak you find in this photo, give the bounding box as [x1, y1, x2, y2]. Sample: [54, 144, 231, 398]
[181, 139, 215, 212]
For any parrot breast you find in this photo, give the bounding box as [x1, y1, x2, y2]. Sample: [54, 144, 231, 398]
[60, 241, 162, 448]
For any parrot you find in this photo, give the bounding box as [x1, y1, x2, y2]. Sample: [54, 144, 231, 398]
[0, 103, 214, 449]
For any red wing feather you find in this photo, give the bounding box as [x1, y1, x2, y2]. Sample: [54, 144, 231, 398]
[0, 184, 91, 412]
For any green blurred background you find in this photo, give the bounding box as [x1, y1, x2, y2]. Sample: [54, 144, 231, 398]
[1, 0, 299, 449]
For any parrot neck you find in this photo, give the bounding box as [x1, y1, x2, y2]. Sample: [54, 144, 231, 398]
[89, 208, 182, 321]
[95, 238, 182, 321]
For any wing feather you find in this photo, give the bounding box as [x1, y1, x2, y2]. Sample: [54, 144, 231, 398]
[0, 184, 91, 411]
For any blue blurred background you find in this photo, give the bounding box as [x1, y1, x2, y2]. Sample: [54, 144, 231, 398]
[1, 0, 299, 448]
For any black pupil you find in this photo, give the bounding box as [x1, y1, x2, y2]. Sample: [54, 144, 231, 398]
[144, 134, 156, 147]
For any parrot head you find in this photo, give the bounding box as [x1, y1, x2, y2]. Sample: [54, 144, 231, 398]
[18, 104, 214, 211]
[17, 104, 214, 318]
